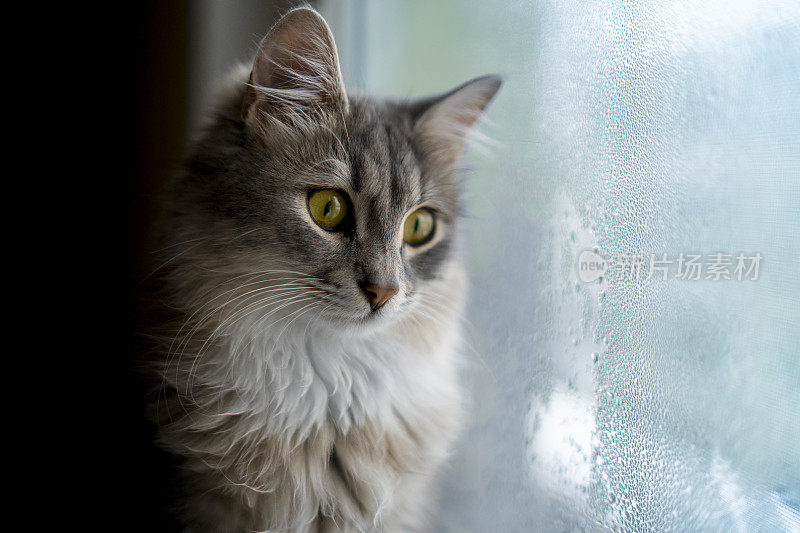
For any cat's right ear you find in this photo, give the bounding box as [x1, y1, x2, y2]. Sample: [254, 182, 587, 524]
[241, 7, 348, 127]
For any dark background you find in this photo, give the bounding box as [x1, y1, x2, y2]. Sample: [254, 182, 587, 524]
[98, 4, 190, 530]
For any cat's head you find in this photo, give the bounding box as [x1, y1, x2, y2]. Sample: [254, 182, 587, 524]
[165, 7, 500, 334]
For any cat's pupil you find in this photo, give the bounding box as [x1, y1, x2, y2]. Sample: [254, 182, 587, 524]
[324, 201, 331, 217]
[413, 218, 419, 233]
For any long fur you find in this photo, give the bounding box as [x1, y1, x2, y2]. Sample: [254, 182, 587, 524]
[145, 7, 500, 532]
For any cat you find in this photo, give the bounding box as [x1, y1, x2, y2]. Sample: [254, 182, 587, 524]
[147, 6, 500, 532]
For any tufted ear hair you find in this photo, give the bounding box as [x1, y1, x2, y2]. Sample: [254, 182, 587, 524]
[241, 7, 348, 127]
[411, 75, 502, 165]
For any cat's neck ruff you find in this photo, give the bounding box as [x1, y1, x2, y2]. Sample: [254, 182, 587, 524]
[194, 292, 462, 445]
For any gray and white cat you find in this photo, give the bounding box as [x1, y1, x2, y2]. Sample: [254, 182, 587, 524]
[149, 7, 500, 532]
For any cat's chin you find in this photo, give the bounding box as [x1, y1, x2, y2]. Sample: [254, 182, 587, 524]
[357, 307, 397, 325]
[316, 305, 401, 335]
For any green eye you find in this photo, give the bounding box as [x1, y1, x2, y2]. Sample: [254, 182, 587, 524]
[308, 190, 348, 229]
[403, 208, 435, 245]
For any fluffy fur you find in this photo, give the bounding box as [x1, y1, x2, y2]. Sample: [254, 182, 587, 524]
[146, 7, 500, 532]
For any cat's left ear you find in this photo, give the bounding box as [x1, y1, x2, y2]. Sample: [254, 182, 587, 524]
[411, 75, 502, 164]
[241, 7, 347, 125]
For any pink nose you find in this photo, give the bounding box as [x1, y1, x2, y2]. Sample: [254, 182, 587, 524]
[360, 284, 399, 311]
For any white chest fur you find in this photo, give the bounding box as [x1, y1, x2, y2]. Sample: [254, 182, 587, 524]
[162, 301, 464, 531]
